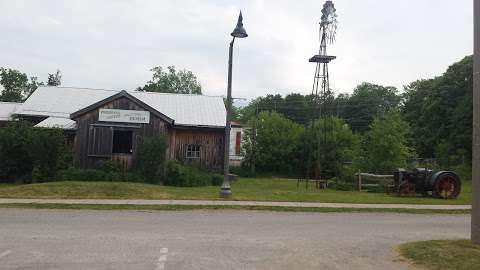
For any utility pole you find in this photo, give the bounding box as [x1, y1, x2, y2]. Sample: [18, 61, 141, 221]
[472, 0, 480, 245]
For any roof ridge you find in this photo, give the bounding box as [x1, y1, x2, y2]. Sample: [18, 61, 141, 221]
[130, 91, 223, 98]
[0, 101, 23, 105]
[39, 86, 121, 92]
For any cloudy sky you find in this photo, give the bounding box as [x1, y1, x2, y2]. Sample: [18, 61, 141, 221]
[0, 0, 473, 100]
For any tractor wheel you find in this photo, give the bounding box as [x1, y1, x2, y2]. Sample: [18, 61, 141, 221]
[398, 181, 415, 196]
[433, 173, 461, 199]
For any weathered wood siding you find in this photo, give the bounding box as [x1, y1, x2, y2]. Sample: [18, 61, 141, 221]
[72, 96, 225, 172]
[169, 128, 224, 172]
[73, 96, 169, 169]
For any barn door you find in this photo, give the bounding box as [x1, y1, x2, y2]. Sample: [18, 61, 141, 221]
[87, 126, 113, 157]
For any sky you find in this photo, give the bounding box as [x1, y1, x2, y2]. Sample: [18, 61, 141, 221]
[0, 0, 473, 102]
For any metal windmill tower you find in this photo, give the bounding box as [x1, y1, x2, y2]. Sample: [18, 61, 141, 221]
[305, 1, 338, 185]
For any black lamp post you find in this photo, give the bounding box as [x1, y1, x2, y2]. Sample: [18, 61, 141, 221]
[220, 12, 248, 198]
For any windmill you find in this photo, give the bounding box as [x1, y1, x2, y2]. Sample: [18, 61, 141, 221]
[303, 1, 338, 188]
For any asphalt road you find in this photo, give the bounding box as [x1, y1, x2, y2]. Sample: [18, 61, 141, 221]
[0, 209, 470, 270]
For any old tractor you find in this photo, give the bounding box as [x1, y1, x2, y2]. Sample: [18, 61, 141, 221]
[393, 168, 461, 199]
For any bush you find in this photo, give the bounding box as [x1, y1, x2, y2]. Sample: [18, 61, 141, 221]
[0, 121, 71, 183]
[136, 136, 167, 184]
[230, 165, 254, 178]
[56, 166, 143, 183]
[328, 181, 356, 191]
[165, 160, 222, 187]
[56, 169, 108, 182]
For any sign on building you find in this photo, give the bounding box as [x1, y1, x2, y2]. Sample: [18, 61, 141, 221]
[99, 109, 150, 124]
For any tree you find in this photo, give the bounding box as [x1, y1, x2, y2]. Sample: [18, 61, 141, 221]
[306, 117, 358, 179]
[138, 66, 202, 94]
[342, 82, 401, 133]
[47, 69, 62, 86]
[242, 111, 304, 175]
[354, 111, 414, 173]
[0, 68, 43, 102]
[402, 56, 473, 164]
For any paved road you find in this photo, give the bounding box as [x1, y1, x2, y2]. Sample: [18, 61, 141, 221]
[0, 209, 470, 270]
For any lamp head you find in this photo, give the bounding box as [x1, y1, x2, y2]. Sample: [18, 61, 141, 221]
[231, 11, 248, 38]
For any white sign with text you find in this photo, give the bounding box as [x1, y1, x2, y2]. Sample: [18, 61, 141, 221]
[99, 109, 150, 124]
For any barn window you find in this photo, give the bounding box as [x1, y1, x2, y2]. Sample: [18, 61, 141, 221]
[112, 130, 133, 154]
[186, 144, 201, 159]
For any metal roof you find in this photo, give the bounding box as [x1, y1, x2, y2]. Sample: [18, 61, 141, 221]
[34, 117, 76, 130]
[16, 86, 226, 128]
[0, 102, 22, 121]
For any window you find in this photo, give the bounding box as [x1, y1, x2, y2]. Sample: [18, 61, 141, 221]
[112, 130, 133, 154]
[235, 131, 241, 155]
[186, 144, 201, 159]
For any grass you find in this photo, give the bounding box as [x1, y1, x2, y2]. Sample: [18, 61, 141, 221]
[0, 178, 472, 205]
[398, 240, 480, 270]
[0, 203, 470, 214]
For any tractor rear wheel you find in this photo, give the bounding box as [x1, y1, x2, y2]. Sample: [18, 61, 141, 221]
[433, 173, 461, 199]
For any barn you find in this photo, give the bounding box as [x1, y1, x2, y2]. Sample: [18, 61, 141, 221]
[11, 86, 227, 172]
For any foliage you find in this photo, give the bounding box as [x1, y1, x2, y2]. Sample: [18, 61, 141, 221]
[165, 160, 222, 187]
[402, 56, 473, 164]
[138, 66, 202, 94]
[0, 122, 33, 182]
[305, 117, 358, 179]
[56, 165, 142, 183]
[354, 111, 414, 173]
[29, 128, 69, 182]
[47, 69, 62, 86]
[0, 68, 43, 102]
[341, 82, 401, 133]
[0, 122, 69, 183]
[135, 135, 167, 184]
[242, 111, 304, 176]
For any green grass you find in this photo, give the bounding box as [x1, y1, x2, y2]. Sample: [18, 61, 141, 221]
[0, 178, 472, 205]
[398, 240, 480, 270]
[0, 203, 470, 214]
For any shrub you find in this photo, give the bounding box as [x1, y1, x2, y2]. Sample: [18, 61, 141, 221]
[328, 181, 356, 191]
[136, 135, 167, 184]
[165, 160, 222, 187]
[56, 169, 108, 182]
[0, 122, 70, 183]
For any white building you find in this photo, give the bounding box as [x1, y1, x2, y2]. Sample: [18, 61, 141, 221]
[229, 121, 245, 167]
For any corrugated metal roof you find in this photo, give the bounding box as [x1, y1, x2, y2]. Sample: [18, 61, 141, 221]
[16, 86, 226, 128]
[0, 102, 22, 121]
[34, 117, 77, 130]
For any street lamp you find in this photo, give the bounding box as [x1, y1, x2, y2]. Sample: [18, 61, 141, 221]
[220, 11, 248, 198]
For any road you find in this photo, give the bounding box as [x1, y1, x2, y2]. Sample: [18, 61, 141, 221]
[0, 209, 470, 270]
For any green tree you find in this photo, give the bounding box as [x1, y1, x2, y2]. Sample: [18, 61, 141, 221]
[47, 69, 62, 86]
[342, 82, 401, 133]
[402, 56, 473, 164]
[0, 68, 43, 101]
[305, 117, 358, 179]
[243, 111, 304, 175]
[354, 111, 414, 173]
[138, 66, 202, 94]
[136, 135, 167, 184]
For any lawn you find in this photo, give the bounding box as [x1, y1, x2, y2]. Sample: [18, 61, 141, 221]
[398, 240, 480, 270]
[0, 178, 472, 205]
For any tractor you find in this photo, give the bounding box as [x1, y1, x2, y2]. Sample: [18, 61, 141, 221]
[393, 168, 461, 199]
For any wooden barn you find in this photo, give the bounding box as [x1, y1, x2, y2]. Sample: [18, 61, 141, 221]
[11, 86, 227, 172]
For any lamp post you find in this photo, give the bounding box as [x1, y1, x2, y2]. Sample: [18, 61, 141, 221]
[220, 12, 248, 198]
